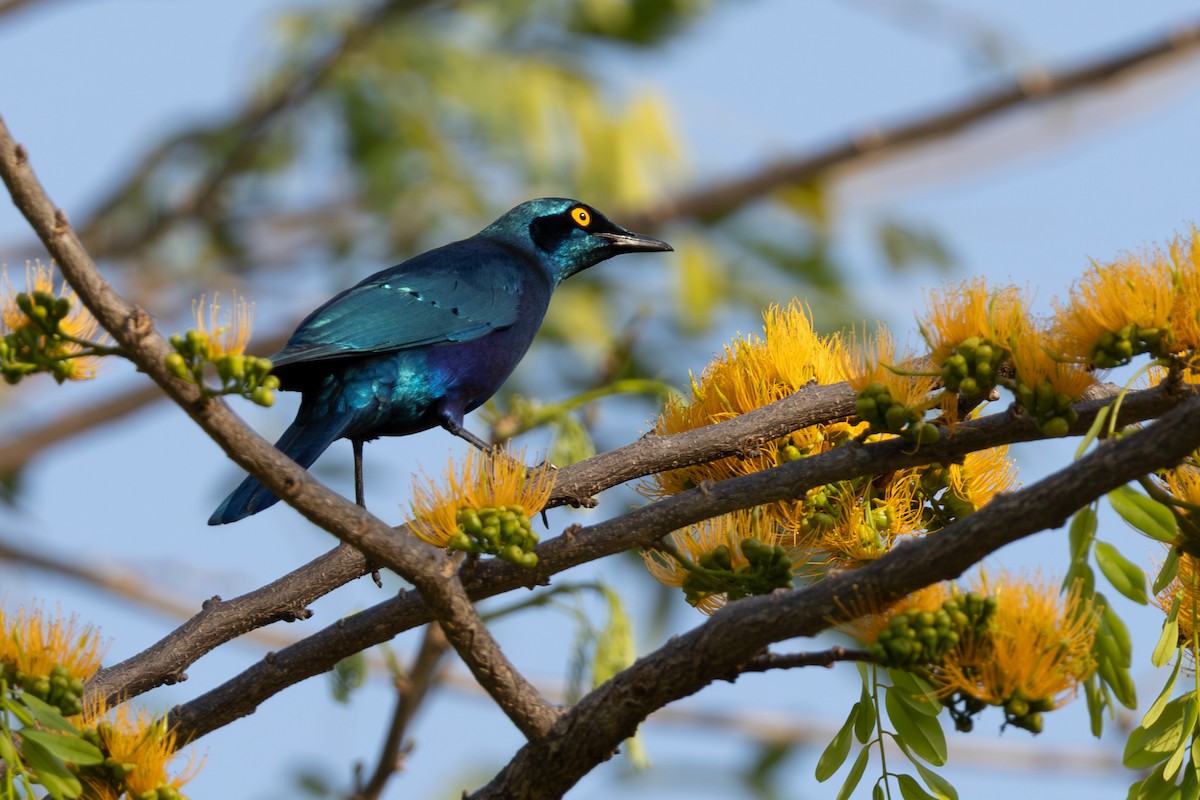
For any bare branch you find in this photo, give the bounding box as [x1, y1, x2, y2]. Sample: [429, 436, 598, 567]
[737, 646, 876, 674]
[624, 18, 1200, 229]
[472, 392, 1200, 799]
[351, 623, 449, 800]
[165, 381, 1187, 744]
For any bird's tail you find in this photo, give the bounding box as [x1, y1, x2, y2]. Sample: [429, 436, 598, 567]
[208, 415, 349, 525]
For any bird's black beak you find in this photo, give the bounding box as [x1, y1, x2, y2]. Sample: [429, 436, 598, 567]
[593, 229, 673, 253]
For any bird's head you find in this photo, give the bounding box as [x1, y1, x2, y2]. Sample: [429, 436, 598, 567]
[484, 198, 672, 285]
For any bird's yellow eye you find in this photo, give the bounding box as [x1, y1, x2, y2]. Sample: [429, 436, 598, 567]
[571, 206, 591, 227]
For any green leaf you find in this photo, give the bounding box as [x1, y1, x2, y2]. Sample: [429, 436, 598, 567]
[592, 588, 635, 687]
[1125, 695, 1189, 770]
[912, 759, 958, 800]
[1069, 506, 1098, 565]
[18, 692, 80, 734]
[18, 728, 103, 766]
[896, 773, 939, 800]
[1154, 549, 1182, 595]
[1085, 674, 1106, 738]
[834, 744, 871, 800]
[1095, 541, 1149, 604]
[1075, 405, 1110, 458]
[1164, 696, 1200, 780]
[18, 735, 83, 799]
[1182, 754, 1200, 800]
[1153, 610, 1182, 669]
[855, 682, 877, 744]
[330, 650, 366, 704]
[1144, 655, 1183, 727]
[1136, 761, 1184, 800]
[889, 670, 942, 717]
[1111, 485, 1179, 543]
[874, 782, 886, 800]
[1101, 597, 1134, 665]
[886, 686, 947, 766]
[816, 705, 858, 781]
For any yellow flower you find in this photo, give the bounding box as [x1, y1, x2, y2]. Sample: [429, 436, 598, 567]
[407, 446, 554, 553]
[644, 302, 865, 500]
[0, 603, 105, 684]
[845, 324, 938, 406]
[932, 572, 1098, 712]
[839, 582, 953, 645]
[642, 508, 804, 614]
[946, 445, 1018, 513]
[1053, 249, 1176, 367]
[1170, 227, 1200, 360]
[1010, 329, 1096, 403]
[1, 260, 108, 380]
[191, 293, 254, 359]
[919, 279, 1027, 369]
[795, 474, 925, 573]
[1155, 552, 1200, 653]
[80, 700, 200, 800]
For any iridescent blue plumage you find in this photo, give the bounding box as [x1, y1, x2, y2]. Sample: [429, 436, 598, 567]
[209, 198, 671, 524]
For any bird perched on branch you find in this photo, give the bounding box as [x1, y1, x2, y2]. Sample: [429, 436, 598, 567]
[209, 198, 672, 524]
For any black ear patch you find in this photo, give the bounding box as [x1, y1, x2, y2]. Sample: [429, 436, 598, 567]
[529, 214, 575, 255]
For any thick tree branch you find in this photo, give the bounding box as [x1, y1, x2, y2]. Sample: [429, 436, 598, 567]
[473, 392, 1200, 799]
[166, 381, 1187, 743]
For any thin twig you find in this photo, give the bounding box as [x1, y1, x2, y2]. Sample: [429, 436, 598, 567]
[351, 623, 449, 800]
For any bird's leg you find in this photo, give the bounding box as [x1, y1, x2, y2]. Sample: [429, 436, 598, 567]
[352, 437, 366, 508]
[436, 404, 493, 453]
[351, 437, 383, 588]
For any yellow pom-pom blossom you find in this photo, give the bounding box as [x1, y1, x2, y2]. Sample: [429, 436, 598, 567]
[1155, 551, 1200, 656]
[946, 445, 1019, 514]
[845, 324, 940, 441]
[1170, 227, 1200, 362]
[918, 279, 1027, 397]
[793, 472, 926, 574]
[1054, 248, 1176, 368]
[1010, 328, 1096, 437]
[642, 508, 805, 614]
[79, 700, 200, 800]
[0, 603, 105, 716]
[191, 293, 254, 359]
[838, 582, 953, 646]
[932, 572, 1098, 720]
[407, 447, 555, 567]
[1, 260, 109, 380]
[643, 302, 864, 531]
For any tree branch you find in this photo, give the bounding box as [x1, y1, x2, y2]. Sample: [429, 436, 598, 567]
[472, 392, 1200, 799]
[352, 623, 449, 800]
[624, 18, 1200, 229]
[165, 381, 1187, 744]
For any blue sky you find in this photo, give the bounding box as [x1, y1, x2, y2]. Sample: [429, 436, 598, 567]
[2, 2, 1200, 798]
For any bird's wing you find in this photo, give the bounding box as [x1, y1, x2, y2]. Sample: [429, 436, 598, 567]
[270, 242, 533, 367]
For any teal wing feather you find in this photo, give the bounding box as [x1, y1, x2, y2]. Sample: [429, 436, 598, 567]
[270, 239, 531, 368]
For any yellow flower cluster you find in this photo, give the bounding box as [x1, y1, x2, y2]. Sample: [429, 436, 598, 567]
[931, 572, 1098, 731]
[0, 260, 109, 382]
[846, 572, 1098, 732]
[407, 447, 555, 567]
[80, 701, 199, 800]
[641, 304, 1019, 607]
[0, 604, 105, 715]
